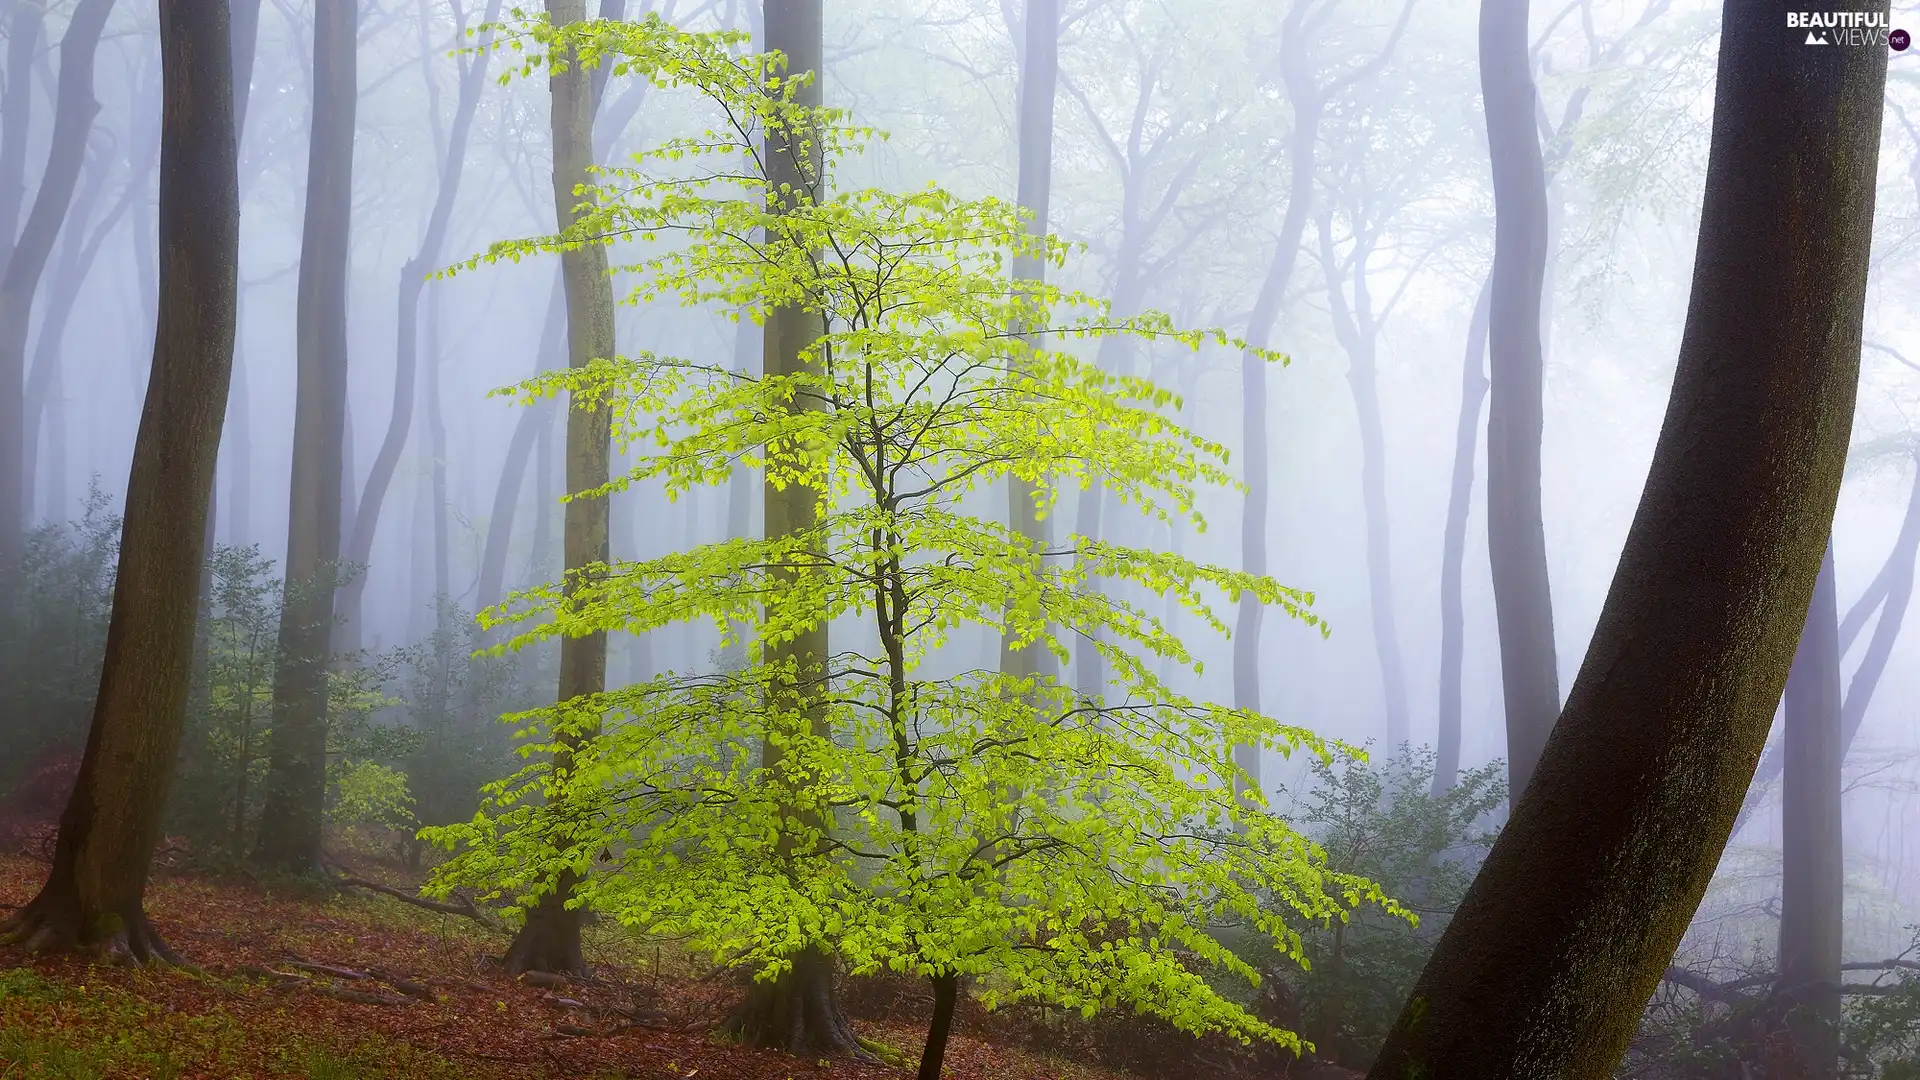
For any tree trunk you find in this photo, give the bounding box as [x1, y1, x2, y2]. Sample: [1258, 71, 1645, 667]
[1000, 0, 1057, 689]
[720, 945, 866, 1057]
[916, 972, 961, 1080]
[1, 0, 237, 961]
[0, 0, 114, 571]
[1367, 5, 1885, 1074]
[477, 270, 567, 614]
[1316, 215, 1411, 747]
[1778, 543, 1842, 1078]
[1232, 0, 1322, 800]
[335, 0, 502, 650]
[0, 2, 43, 276]
[1733, 454, 1920, 835]
[254, 0, 358, 873]
[500, 0, 616, 977]
[1433, 276, 1492, 797]
[1480, 0, 1561, 804]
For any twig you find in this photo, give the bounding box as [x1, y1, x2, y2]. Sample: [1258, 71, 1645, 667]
[329, 871, 500, 929]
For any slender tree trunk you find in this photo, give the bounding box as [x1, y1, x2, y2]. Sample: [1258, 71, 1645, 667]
[425, 279, 450, 603]
[226, 342, 252, 546]
[23, 137, 111, 516]
[1233, 0, 1321, 800]
[0, 0, 114, 571]
[254, 0, 358, 873]
[719, 0, 864, 1056]
[336, 0, 502, 649]
[1433, 276, 1492, 797]
[0, 0, 237, 960]
[916, 972, 960, 1080]
[500, 0, 615, 977]
[478, 270, 566, 613]
[0, 2, 43, 275]
[1001, 0, 1057, 688]
[1480, 0, 1561, 803]
[1778, 543, 1842, 1078]
[219, 0, 262, 552]
[1317, 216, 1411, 745]
[1368, 6, 1885, 1073]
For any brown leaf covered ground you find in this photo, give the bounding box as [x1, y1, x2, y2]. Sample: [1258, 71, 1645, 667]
[0, 850, 1349, 1080]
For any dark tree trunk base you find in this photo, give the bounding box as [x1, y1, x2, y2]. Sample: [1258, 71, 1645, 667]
[0, 885, 184, 967]
[720, 946, 875, 1061]
[502, 887, 588, 979]
[916, 972, 960, 1080]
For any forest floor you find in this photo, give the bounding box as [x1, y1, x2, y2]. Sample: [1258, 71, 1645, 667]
[0, 845, 1338, 1080]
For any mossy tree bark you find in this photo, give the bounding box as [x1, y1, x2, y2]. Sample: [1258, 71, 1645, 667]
[1367, 2, 1887, 1074]
[2, 0, 238, 963]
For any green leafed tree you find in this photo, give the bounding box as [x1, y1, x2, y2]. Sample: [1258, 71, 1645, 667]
[425, 12, 1395, 1075]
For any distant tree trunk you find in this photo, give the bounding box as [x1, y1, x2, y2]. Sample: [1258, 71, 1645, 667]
[1368, 4, 1885, 1073]
[477, 270, 566, 613]
[1480, 0, 1561, 805]
[1778, 543, 1842, 1078]
[500, 0, 615, 978]
[1000, 0, 1057, 689]
[23, 135, 111, 516]
[0, 0, 114, 571]
[425, 280, 451, 603]
[1316, 213, 1411, 747]
[219, 0, 262, 551]
[0, 2, 43, 275]
[254, 0, 358, 873]
[718, 0, 865, 1057]
[1433, 276, 1492, 797]
[336, 0, 502, 650]
[0, 0, 237, 961]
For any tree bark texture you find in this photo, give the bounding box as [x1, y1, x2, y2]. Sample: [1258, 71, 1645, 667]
[916, 972, 961, 1080]
[1481, 0, 1561, 804]
[2, 0, 237, 961]
[501, 0, 616, 977]
[0, 0, 114, 570]
[1368, 5, 1885, 1074]
[1433, 275, 1492, 797]
[254, 0, 358, 873]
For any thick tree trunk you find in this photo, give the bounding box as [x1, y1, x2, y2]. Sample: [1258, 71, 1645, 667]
[335, 0, 501, 650]
[1, 0, 237, 961]
[720, 946, 866, 1057]
[916, 972, 961, 1080]
[1480, 0, 1561, 803]
[1778, 544, 1842, 1078]
[1000, 0, 1057, 690]
[1367, 5, 1885, 1074]
[1733, 455, 1920, 835]
[0, 0, 114, 571]
[254, 0, 358, 873]
[1433, 276, 1492, 797]
[501, 0, 616, 977]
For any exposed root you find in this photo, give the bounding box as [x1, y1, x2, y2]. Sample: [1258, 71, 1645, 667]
[0, 896, 188, 968]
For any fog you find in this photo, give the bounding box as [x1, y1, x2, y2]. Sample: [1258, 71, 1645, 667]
[5, 0, 1919, 1070]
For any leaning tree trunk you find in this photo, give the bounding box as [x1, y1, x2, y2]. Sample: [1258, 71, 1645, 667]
[0, 0, 114, 572]
[0, 0, 44, 276]
[0, 0, 237, 962]
[500, 0, 616, 978]
[335, 0, 502, 651]
[1000, 0, 1057, 689]
[915, 972, 961, 1080]
[1778, 544, 1842, 1078]
[1480, 0, 1561, 803]
[254, 0, 358, 873]
[1433, 276, 1492, 797]
[717, 0, 865, 1058]
[1732, 452, 1920, 835]
[1366, 3, 1886, 1074]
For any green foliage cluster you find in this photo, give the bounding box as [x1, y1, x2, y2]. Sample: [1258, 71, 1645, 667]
[424, 11, 1396, 1054]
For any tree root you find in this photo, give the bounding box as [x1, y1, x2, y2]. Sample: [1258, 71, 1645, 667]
[0, 897, 188, 968]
